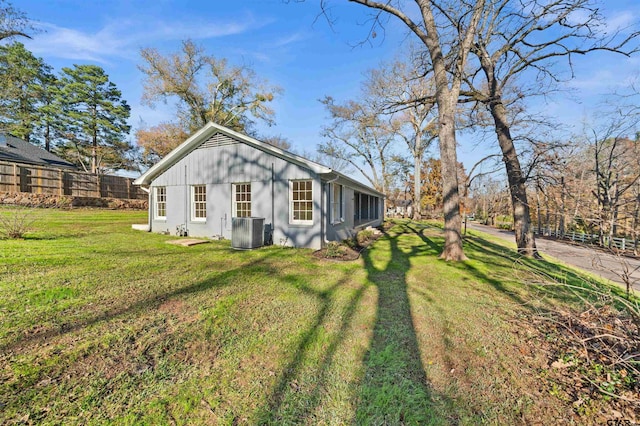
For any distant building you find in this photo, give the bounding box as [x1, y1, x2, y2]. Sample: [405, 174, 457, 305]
[0, 134, 76, 169]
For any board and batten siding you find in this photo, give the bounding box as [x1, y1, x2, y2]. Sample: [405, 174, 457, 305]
[149, 133, 324, 249]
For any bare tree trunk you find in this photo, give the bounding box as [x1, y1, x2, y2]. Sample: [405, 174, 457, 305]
[438, 97, 466, 260]
[633, 194, 639, 254]
[536, 185, 542, 235]
[413, 150, 421, 220]
[545, 197, 550, 235]
[488, 100, 539, 257]
[573, 168, 586, 222]
[559, 176, 566, 237]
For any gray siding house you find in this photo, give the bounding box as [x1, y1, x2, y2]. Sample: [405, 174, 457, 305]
[133, 122, 384, 249]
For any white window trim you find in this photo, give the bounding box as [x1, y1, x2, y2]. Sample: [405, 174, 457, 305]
[289, 179, 314, 225]
[232, 182, 251, 218]
[331, 183, 344, 224]
[191, 185, 206, 222]
[154, 186, 166, 220]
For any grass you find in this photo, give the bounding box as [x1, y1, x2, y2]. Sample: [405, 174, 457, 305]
[0, 208, 633, 424]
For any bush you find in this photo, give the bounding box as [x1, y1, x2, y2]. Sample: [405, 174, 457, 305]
[0, 206, 36, 239]
[324, 241, 347, 258]
[356, 229, 375, 246]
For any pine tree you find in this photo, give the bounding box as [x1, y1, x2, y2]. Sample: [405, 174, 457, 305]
[0, 42, 54, 143]
[57, 65, 132, 173]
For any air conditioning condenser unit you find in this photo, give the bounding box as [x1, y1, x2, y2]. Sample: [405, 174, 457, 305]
[232, 217, 265, 249]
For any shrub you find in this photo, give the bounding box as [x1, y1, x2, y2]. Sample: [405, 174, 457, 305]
[0, 206, 36, 239]
[356, 229, 375, 246]
[324, 241, 347, 258]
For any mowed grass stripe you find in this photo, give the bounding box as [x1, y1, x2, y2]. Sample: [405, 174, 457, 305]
[0, 208, 627, 424]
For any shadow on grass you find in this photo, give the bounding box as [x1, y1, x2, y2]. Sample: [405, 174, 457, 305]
[0, 249, 282, 352]
[255, 221, 633, 423]
[356, 222, 449, 424]
[461, 233, 626, 308]
[254, 270, 369, 423]
[255, 221, 452, 424]
[413, 220, 620, 309]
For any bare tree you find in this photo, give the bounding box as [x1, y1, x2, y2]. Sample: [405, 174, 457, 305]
[469, 174, 511, 226]
[366, 58, 438, 220]
[139, 39, 281, 134]
[319, 96, 396, 197]
[339, 0, 487, 261]
[0, 0, 34, 42]
[460, 0, 639, 257]
[587, 112, 640, 247]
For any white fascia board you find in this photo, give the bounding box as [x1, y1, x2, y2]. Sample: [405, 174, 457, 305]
[320, 171, 385, 198]
[134, 122, 332, 186]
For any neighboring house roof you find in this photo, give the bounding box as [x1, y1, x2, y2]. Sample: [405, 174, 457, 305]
[134, 122, 384, 198]
[0, 134, 77, 169]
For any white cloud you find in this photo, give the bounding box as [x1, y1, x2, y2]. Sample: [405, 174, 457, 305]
[603, 10, 636, 33]
[567, 69, 618, 91]
[270, 32, 307, 48]
[24, 14, 263, 63]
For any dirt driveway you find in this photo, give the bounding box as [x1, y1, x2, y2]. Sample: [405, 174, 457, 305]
[466, 222, 640, 293]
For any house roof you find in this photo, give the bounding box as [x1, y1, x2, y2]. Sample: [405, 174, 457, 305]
[0, 134, 77, 169]
[134, 122, 385, 198]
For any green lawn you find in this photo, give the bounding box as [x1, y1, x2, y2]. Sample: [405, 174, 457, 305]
[0, 208, 635, 424]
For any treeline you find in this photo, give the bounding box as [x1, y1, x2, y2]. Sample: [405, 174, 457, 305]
[0, 42, 133, 174]
[324, 1, 639, 260]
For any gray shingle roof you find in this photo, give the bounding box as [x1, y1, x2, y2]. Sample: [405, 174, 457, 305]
[0, 134, 77, 169]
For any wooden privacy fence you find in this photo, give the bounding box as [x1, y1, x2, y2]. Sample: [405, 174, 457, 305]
[0, 161, 146, 200]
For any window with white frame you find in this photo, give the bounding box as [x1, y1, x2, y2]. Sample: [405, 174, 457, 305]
[331, 183, 343, 223]
[233, 183, 251, 217]
[155, 186, 166, 219]
[191, 185, 206, 221]
[290, 180, 313, 224]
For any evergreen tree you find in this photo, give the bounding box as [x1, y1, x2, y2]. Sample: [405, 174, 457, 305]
[57, 65, 132, 173]
[34, 71, 63, 152]
[0, 42, 54, 143]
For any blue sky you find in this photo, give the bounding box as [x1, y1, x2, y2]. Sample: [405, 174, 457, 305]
[16, 0, 640, 176]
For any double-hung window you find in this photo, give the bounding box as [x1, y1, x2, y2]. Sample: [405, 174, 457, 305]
[233, 183, 251, 217]
[331, 183, 343, 224]
[191, 185, 206, 221]
[155, 186, 166, 220]
[290, 180, 313, 224]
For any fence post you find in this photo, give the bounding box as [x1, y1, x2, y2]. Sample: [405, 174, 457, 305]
[95, 174, 101, 198]
[13, 163, 18, 193]
[622, 238, 626, 251]
[58, 169, 63, 196]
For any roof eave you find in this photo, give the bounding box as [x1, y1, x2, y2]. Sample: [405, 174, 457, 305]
[133, 122, 332, 186]
[318, 170, 385, 198]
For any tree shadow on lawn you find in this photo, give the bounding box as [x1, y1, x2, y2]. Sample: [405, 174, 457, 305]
[355, 222, 451, 424]
[255, 222, 453, 424]
[461, 233, 622, 307]
[0, 249, 283, 353]
[254, 270, 369, 423]
[412, 221, 614, 309]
